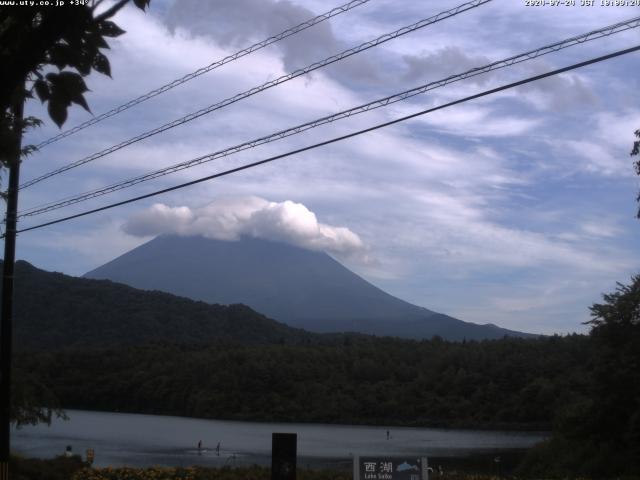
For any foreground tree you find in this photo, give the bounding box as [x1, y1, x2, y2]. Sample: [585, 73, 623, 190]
[1, 0, 151, 160]
[634, 129, 640, 216]
[0, 1, 150, 475]
[585, 277, 640, 473]
[519, 276, 640, 477]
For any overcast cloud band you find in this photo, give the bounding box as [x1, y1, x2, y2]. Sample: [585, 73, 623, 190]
[33, 0, 373, 150]
[13, 43, 640, 237]
[18, 15, 640, 219]
[20, 0, 491, 190]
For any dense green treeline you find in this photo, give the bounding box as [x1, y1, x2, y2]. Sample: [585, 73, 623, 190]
[17, 334, 590, 429]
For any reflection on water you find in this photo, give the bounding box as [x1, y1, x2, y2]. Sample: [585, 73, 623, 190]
[12, 410, 547, 468]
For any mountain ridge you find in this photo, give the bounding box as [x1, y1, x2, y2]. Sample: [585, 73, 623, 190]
[2, 259, 317, 350]
[85, 235, 535, 340]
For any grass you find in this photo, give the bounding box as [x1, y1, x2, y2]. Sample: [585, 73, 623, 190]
[10, 453, 623, 480]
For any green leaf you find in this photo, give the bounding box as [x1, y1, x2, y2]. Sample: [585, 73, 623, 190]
[57, 72, 91, 112]
[47, 99, 68, 128]
[92, 52, 111, 77]
[74, 50, 93, 76]
[34, 79, 50, 103]
[21, 145, 39, 158]
[71, 92, 91, 113]
[91, 32, 110, 49]
[22, 116, 43, 130]
[57, 71, 89, 94]
[99, 20, 125, 38]
[133, 0, 151, 10]
[48, 45, 73, 70]
[44, 72, 92, 119]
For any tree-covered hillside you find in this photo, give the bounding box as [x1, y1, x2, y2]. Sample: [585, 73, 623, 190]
[2, 260, 316, 349]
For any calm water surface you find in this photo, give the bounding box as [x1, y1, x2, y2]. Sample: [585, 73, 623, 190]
[12, 410, 547, 468]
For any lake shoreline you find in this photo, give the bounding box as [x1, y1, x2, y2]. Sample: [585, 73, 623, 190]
[12, 409, 548, 469]
[53, 406, 552, 433]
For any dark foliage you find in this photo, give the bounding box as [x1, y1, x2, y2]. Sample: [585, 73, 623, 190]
[586, 276, 640, 467]
[10, 454, 85, 480]
[3, 260, 315, 349]
[0, 0, 150, 131]
[11, 364, 66, 427]
[519, 276, 640, 477]
[1, 0, 151, 192]
[17, 334, 590, 430]
[633, 129, 640, 217]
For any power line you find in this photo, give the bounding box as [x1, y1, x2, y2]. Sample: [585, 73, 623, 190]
[18, 15, 640, 219]
[20, 0, 491, 190]
[34, 0, 373, 150]
[13, 44, 640, 236]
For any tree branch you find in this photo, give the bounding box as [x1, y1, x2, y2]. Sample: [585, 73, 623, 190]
[91, 0, 107, 12]
[95, 0, 130, 21]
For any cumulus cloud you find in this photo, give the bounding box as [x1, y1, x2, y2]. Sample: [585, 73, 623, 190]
[123, 196, 371, 262]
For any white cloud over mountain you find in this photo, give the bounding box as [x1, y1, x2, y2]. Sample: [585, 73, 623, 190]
[123, 196, 369, 261]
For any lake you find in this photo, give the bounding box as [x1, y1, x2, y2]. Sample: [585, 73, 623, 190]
[12, 410, 547, 469]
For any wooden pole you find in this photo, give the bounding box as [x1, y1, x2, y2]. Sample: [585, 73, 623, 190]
[0, 96, 24, 479]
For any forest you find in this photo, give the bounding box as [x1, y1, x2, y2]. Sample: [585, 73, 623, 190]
[5, 261, 640, 476]
[16, 335, 589, 429]
[5, 260, 315, 349]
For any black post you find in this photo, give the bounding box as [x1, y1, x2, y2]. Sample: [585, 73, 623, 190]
[0, 98, 23, 480]
[271, 433, 297, 480]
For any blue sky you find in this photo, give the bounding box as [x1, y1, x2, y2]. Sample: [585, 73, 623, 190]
[10, 0, 640, 334]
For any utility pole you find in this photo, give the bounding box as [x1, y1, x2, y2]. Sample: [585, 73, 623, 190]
[0, 95, 24, 480]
